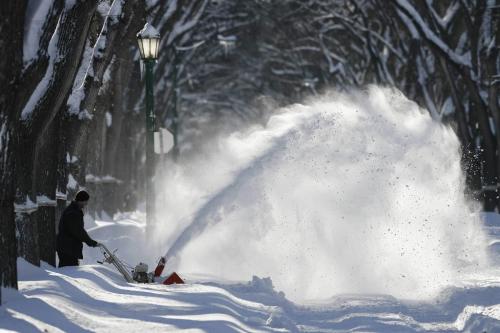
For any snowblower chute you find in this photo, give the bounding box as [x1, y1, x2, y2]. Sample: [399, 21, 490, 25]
[154, 257, 166, 277]
[98, 244, 184, 285]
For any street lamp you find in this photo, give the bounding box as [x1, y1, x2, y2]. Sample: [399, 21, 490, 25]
[137, 22, 160, 232]
[137, 23, 160, 59]
[217, 34, 236, 57]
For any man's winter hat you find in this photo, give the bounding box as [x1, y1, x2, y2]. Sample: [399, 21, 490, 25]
[75, 190, 90, 202]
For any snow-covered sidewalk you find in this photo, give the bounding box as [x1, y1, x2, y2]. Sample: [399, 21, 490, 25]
[2, 209, 500, 332]
[1, 260, 290, 332]
[2, 256, 500, 332]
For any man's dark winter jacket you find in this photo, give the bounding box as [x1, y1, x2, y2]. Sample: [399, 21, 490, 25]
[56, 201, 97, 259]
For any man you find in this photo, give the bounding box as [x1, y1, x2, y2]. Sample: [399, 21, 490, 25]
[56, 190, 99, 267]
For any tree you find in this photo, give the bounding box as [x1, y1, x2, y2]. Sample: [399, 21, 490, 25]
[0, 0, 209, 305]
[0, 0, 26, 297]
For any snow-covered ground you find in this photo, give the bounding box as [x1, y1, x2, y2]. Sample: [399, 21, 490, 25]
[0, 211, 499, 332]
[2, 87, 500, 332]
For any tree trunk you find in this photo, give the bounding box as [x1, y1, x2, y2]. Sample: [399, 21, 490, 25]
[0, 0, 26, 295]
[36, 118, 60, 266]
[487, 48, 500, 209]
[14, 1, 98, 264]
[55, 114, 72, 264]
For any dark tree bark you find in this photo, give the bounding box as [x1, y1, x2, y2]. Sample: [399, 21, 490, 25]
[0, 0, 27, 296]
[36, 117, 60, 266]
[15, 1, 98, 264]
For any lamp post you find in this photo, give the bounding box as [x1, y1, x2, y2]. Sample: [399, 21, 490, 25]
[137, 22, 160, 232]
[171, 48, 180, 159]
[168, 41, 205, 159]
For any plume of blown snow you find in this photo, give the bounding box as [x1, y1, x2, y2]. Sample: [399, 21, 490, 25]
[153, 86, 489, 303]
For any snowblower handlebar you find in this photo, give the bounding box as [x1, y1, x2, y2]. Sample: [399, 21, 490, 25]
[97, 243, 134, 283]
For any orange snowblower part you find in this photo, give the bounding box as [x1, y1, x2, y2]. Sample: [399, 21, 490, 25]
[163, 272, 184, 285]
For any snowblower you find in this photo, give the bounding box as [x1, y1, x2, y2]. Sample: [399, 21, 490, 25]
[97, 243, 184, 285]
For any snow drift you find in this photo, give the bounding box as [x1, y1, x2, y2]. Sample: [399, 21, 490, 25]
[152, 86, 488, 303]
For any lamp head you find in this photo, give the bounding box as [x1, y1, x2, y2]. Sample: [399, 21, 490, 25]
[137, 22, 160, 60]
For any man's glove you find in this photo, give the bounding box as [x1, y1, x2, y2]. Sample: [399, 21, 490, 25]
[89, 239, 99, 247]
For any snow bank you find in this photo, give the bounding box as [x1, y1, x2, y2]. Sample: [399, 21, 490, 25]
[0, 259, 283, 332]
[2, 252, 500, 332]
[152, 86, 489, 303]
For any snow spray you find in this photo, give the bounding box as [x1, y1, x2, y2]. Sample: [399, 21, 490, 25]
[153, 86, 488, 302]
